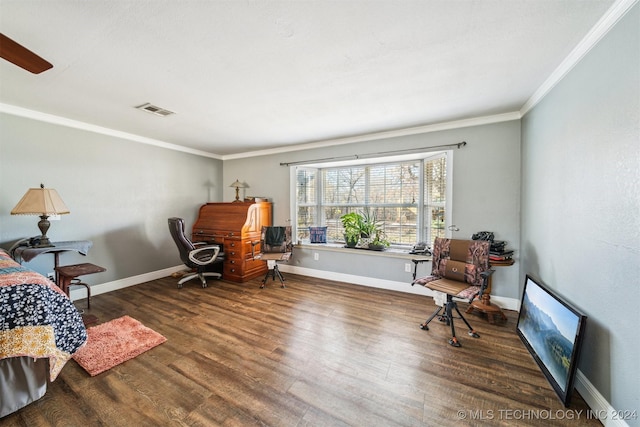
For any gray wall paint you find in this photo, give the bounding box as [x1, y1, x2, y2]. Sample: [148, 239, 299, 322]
[0, 113, 223, 283]
[224, 120, 522, 299]
[521, 4, 639, 423]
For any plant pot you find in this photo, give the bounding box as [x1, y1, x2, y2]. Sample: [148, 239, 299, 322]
[344, 235, 358, 248]
[367, 244, 386, 251]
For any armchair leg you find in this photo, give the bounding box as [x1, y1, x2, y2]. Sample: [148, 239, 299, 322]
[274, 265, 286, 288]
[260, 261, 285, 289]
[420, 305, 444, 330]
[421, 296, 480, 347]
[260, 269, 273, 288]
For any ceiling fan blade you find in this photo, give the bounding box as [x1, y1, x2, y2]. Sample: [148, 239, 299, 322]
[0, 33, 53, 74]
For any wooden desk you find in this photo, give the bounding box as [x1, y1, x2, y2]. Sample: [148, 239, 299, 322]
[192, 202, 272, 282]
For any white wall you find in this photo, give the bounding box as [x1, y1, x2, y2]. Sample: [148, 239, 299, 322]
[521, 3, 639, 424]
[0, 113, 223, 283]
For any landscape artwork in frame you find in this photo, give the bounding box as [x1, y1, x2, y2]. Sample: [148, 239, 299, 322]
[516, 275, 587, 407]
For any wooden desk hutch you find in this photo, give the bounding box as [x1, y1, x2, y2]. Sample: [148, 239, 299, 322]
[192, 201, 272, 283]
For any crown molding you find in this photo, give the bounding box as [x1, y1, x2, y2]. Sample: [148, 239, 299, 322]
[222, 111, 521, 161]
[0, 103, 222, 160]
[521, 0, 639, 116]
[2, 101, 518, 161]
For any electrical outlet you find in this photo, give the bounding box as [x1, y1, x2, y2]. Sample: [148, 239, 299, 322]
[47, 272, 55, 281]
[313, 252, 319, 261]
[404, 263, 412, 273]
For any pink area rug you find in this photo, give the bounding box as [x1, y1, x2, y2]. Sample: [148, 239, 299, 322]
[73, 315, 166, 376]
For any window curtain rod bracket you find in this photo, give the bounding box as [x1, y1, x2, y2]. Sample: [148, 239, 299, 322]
[280, 141, 466, 167]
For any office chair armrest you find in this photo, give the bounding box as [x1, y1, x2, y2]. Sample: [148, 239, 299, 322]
[188, 245, 220, 266]
[476, 269, 495, 299]
[480, 269, 495, 281]
[250, 240, 261, 259]
[411, 258, 430, 282]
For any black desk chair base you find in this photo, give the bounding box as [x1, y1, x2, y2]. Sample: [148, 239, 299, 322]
[420, 294, 480, 347]
[178, 271, 221, 289]
[261, 261, 285, 289]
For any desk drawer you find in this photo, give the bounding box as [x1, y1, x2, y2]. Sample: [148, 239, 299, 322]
[224, 258, 267, 282]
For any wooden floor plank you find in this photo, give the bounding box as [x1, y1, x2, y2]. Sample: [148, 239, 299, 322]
[3, 274, 601, 426]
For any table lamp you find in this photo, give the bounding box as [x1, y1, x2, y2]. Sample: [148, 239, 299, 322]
[229, 179, 248, 202]
[11, 184, 70, 248]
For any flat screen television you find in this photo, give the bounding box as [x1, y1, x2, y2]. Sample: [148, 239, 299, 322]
[516, 274, 587, 406]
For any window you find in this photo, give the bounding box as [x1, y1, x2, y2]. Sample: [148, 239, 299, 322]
[294, 152, 450, 248]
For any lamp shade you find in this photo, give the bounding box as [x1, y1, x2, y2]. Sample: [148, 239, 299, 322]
[11, 185, 70, 215]
[229, 179, 247, 189]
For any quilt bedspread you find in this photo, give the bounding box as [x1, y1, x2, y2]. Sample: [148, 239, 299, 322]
[0, 249, 87, 380]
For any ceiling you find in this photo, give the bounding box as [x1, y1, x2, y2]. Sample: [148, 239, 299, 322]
[0, 0, 619, 157]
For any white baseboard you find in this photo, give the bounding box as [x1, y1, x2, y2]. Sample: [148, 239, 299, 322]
[279, 264, 521, 311]
[575, 370, 631, 427]
[70, 264, 622, 427]
[68, 265, 186, 300]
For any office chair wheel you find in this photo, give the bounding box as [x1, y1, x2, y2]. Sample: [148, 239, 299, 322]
[448, 337, 462, 347]
[468, 330, 480, 338]
[419, 323, 429, 330]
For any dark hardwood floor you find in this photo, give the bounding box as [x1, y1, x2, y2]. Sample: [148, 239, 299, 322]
[3, 274, 600, 426]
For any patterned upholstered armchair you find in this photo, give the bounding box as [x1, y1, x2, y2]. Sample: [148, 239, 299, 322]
[411, 237, 493, 347]
[251, 226, 293, 288]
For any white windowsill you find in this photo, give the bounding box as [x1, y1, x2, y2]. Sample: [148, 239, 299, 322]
[296, 242, 432, 261]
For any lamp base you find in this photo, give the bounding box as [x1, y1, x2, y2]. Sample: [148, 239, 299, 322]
[35, 215, 54, 247]
[32, 235, 54, 248]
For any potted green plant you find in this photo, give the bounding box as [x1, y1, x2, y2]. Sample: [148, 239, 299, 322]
[358, 208, 379, 239]
[340, 212, 363, 247]
[368, 230, 390, 251]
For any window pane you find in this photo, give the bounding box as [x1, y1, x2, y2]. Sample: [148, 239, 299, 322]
[296, 168, 317, 241]
[378, 207, 417, 244]
[296, 168, 316, 204]
[324, 168, 365, 204]
[424, 156, 447, 247]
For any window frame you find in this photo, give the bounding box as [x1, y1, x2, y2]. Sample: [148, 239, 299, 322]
[290, 150, 453, 249]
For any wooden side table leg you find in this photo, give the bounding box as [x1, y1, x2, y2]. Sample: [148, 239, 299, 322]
[58, 276, 72, 296]
[467, 294, 506, 324]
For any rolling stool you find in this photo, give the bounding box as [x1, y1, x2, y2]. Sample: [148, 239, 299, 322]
[55, 263, 106, 309]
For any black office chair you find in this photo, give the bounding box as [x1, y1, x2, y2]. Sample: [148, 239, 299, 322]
[168, 217, 223, 288]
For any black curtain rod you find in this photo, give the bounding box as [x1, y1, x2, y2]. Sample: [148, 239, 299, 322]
[279, 141, 466, 167]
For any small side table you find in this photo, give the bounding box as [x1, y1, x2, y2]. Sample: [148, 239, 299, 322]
[466, 292, 507, 324]
[465, 260, 513, 324]
[55, 263, 106, 309]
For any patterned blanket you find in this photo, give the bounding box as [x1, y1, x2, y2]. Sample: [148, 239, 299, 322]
[0, 249, 87, 380]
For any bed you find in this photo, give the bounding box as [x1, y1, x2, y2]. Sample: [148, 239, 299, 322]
[0, 248, 87, 417]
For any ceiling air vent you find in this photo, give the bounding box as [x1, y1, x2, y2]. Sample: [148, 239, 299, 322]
[135, 103, 175, 117]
